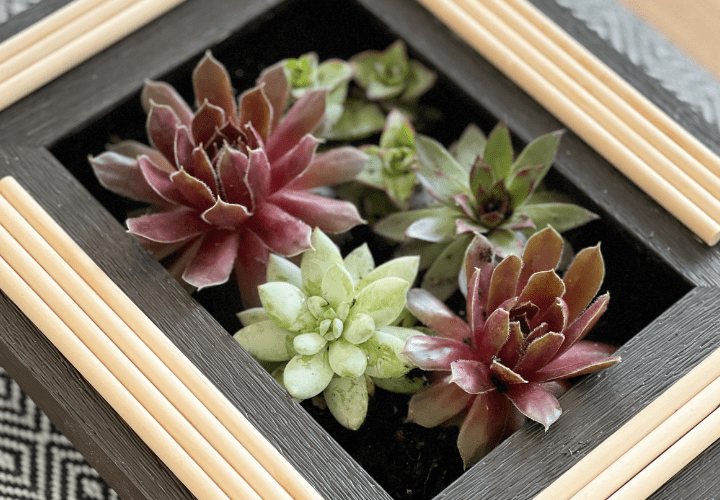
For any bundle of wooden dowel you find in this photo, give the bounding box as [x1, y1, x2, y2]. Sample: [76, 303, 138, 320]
[417, 0, 720, 246]
[0, 176, 324, 500]
[0, 0, 188, 112]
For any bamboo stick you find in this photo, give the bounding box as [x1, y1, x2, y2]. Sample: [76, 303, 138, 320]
[0, 218, 261, 500]
[0, 194, 294, 500]
[0, 175, 324, 500]
[415, 0, 720, 244]
[531, 345, 720, 500]
[0, 0, 107, 61]
[607, 406, 720, 500]
[504, 0, 720, 179]
[569, 369, 720, 499]
[0, 0, 143, 85]
[0, 244, 231, 500]
[0, 0, 188, 112]
[478, 0, 720, 206]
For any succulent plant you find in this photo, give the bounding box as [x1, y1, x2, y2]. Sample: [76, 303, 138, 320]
[374, 123, 598, 300]
[351, 40, 436, 102]
[401, 227, 621, 466]
[89, 51, 367, 307]
[357, 109, 419, 207]
[234, 228, 423, 429]
[282, 52, 354, 131]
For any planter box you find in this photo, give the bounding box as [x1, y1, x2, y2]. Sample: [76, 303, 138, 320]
[2, 0, 720, 498]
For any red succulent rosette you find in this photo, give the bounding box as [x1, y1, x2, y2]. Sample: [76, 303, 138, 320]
[402, 227, 620, 466]
[90, 52, 367, 306]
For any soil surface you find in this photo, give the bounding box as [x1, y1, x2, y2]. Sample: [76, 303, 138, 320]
[302, 384, 465, 500]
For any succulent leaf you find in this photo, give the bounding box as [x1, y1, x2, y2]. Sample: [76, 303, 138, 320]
[483, 124, 513, 181]
[353, 277, 410, 328]
[321, 263, 355, 309]
[324, 376, 369, 431]
[363, 329, 413, 378]
[265, 254, 303, 288]
[284, 350, 335, 400]
[407, 376, 473, 428]
[233, 320, 295, 361]
[355, 255, 419, 293]
[301, 228, 344, 296]
[329, 339, 368, 377]
[450, 123, 487, 171]
[343, 243, 375, 283]
[258, 281, 307, 329]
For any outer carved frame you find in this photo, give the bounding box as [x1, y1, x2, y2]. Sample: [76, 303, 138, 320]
[1, 0, 720, 498]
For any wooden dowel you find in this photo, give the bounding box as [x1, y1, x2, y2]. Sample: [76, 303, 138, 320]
[532, 346, 720, 500]
[0, 0, 188, 113]
[569, 370, 720, 499]
[0, 175, 324, 500]
[503, 0, 720, 180]
[607, 406, 720, 500]
[0, 220, 261, 500]
[0, 194, 294, 500]
[0, 0, 107, 61]
[415, 0, 720, 244]
[0, 256, 231, 500]
[0, 0, 143, 86]
[478, 0, 720, 208]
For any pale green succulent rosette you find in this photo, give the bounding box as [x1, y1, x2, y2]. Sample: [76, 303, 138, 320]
[374, 123, 599, 301]
[358, 109, 418, 208]
[235, 228, 424, 430]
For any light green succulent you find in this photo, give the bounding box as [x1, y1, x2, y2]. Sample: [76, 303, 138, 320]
[234, 228, 424, 430]
[358, 109, 418, 207]
[350, 40, 436, 102]
[283, 52, 354, 130]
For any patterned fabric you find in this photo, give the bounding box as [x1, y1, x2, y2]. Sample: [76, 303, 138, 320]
[0, 0, 43, 23]
[0, 367, 118, 500]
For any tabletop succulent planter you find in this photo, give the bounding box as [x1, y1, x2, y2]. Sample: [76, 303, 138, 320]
[3, 0, 720, 499]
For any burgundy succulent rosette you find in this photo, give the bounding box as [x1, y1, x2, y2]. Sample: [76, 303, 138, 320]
[90, 52, 367, 307]
[402, 227, 621, 466]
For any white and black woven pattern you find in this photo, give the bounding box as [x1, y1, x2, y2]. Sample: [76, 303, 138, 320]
[0, 367, 118, 500]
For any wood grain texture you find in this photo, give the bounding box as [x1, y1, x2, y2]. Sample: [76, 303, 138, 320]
[0, 0, 719, 499]
[0, 145, 197, 500]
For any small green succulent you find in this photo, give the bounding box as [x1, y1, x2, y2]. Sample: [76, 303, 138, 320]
[234, 228, 424, 429]
[374, 123, 598, 301]
[282, 52, 354, 131]
[358, 109, 418, 207]
[351, 40, 436, 102]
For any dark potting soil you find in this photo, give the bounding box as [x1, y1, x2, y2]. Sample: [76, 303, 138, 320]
[302, 384, 465, 500]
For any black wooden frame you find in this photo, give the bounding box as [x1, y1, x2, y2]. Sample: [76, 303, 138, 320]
[2, 0, 720, 498]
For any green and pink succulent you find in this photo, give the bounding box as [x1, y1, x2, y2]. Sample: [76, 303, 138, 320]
[234, 228, 424, 430]
[375, 123, 598, 300]
[89, 52, 367, 307]
[401, 227, 620, 466]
